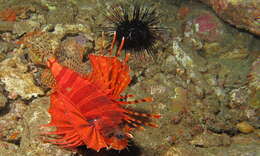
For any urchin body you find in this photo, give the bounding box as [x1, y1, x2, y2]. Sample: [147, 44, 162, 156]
[107, 3, 161, 55]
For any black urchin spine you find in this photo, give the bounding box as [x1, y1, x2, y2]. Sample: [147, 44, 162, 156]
[106, 2, 163, 56]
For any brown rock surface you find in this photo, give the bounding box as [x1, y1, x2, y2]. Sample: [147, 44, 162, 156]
[199, 0, 260, 36]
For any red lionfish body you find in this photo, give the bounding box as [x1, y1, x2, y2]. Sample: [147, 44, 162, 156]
[43, 33, 160, 151]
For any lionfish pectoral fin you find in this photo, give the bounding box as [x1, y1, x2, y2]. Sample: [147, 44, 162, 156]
[45, 132, 79, 143]
[41, 123, 71, 128]
[45, 93, 92, 147]
[120, 97, 153, 105]
[86, 127, 107, 151]
[105, 132, 129, 150]
[40, 129, 74, 135]
[104, 136, 128, 150]
[123, 110, 161, 129]
[60, 139, 83, 148]
[125, 109, 161, 119]
[62, 101, 108, 151]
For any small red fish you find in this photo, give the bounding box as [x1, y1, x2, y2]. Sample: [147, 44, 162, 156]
[42, 32, 160, 151]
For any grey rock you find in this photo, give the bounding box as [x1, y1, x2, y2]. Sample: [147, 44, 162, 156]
[19, 97, 74, 156]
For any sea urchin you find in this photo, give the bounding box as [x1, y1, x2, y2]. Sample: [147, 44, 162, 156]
[106, 2, 162, 56]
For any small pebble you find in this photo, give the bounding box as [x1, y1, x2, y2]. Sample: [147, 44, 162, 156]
[236, 122, 254, 133]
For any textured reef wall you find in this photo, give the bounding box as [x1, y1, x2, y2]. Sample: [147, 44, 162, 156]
[0, 0, 259, 156]
[199, 0, 260, 36]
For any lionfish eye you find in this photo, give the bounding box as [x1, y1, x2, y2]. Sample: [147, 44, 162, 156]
[115, 133, 125, 139]
[87, 118, 99, 124]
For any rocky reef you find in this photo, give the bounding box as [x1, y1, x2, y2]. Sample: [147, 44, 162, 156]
[0, 0, 259, 156]
[199, 0, 260, 36]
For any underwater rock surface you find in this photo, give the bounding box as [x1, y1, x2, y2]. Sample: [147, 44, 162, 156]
[0, 56, 44, 99]
[199, 0, 260, 36]
[19, 97, 75, 156]
[0, 0, 259, 156]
